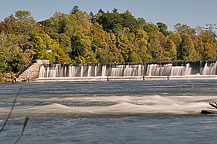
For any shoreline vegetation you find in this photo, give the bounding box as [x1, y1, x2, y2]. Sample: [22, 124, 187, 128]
[0, 73, 12, 84]
[0, 6, 217, 82]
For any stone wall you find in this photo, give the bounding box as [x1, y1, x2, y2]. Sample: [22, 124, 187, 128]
[17, 60, 50, 82]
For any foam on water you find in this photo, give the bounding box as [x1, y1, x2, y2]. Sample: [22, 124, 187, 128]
[0, 95, 216, 117]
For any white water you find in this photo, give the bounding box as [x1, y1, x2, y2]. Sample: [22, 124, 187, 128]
[1, 95, 216, 116]
[146, 64, 192, 76]
[202, 62, 217, 75]
[39, 61, 217, 78]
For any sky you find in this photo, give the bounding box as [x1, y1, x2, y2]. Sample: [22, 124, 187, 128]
[0, 0, 217, 30]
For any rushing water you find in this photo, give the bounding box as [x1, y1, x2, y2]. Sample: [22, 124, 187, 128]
[1, 80, 217, 144]
[38, 61, 217, 79]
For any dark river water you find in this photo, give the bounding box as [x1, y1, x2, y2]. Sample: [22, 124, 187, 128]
[1, 80, 217, 144]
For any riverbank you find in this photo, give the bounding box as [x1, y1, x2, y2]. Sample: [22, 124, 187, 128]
[0, 77, 11, 84]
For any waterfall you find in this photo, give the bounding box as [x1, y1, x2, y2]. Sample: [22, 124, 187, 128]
[95, 65, 98, 77]
[146, 63, 192, 76]
[87, 66, 92, 77]
[102, 65, 107, 77]
[111, 65, 124, 76]
[201, 62, 217, 75]
[38, 61, 217, 79]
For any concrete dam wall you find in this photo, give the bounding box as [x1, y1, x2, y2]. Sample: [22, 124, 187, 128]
[38, 60, 217, 79]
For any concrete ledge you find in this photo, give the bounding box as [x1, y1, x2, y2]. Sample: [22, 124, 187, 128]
[36, 75, 217, 82]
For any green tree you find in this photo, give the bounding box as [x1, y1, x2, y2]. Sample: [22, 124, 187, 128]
[0, 34, 23, 73]
[70, 6, 80, 14]
[174, 23, 196, 35]
[129, 51, 140, 62]
[168, 32, 182, 47]
[15, 11, 31, 21]
[116, 31, 130, 61]
[191, 35, 203, 60]
[29, 32, 71, 63]
[121, 10, 138, 32]
[49, 11, 66, 33]
[91, 22, 113, 63]
[14, 11, 40, 34]
[143, 23, 159, 33]
[157, 22, 169, 36]
[59, 10, 98, 63]
[134, 29, 151, 61]
[0, 44, 7, 73]
[178, 33, 195, 60]
[203, 42, 216, 60]
[164, 38, 177, 61]
[137, 18, 146, 29]
[147, 32, 165, 61]
[96, 9, 138, 33]
[50, 33, 71, 55]
[106, 32, 121, 62]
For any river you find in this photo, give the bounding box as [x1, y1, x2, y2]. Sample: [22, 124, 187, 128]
[1, 80, 217, 143]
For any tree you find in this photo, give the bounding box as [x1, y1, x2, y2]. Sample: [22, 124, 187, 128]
[168, 32, 182, 47]
[129, 51, 141, 62]
[164, 38, 177, 61]
[29, 32, 71, 63]
[0, 44, 7, 73]
[195, 26, 217, 60]
[64, 11, 94, 62]
[157, 22, 169, 36]
[147, 31, 165, 61]
[1, 7, 217, 77]
[91, 22, 114, 63]
[177, 33, 195, 60]
[134, 29, 151, 61]
[49, 11, 66, 33]
[96, 9, 138, 33]
[0, 34, 24, 73]
[143, 23, 159, 33]
[97, 10, 123, 33]
[112, 8, 118, 13]
[106, 32, 121, 62]
[98, 9, 104, 14]
[50, 33, 71, 55]
[191, 35, 203, 59]
[0, 15, 17, 34]
[14, 11, 40, 34]
[22, 49, 35, 68]
[137, 18, 146, 29]
[174, 23, 196, 35]
[203, 42, 216, 60]
[121, 10, 138, 32]
[70, 6, 80, 14]
[15, 11, 32, 21]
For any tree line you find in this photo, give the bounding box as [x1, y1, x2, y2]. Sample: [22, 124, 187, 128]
[0, 6, 217, 77]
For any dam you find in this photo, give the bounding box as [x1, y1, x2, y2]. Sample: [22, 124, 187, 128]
[37, 60, 217, 80]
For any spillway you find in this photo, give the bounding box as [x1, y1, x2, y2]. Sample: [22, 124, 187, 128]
[38, 60, 217, 80]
